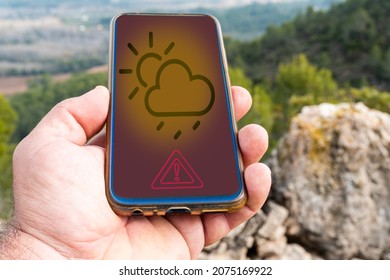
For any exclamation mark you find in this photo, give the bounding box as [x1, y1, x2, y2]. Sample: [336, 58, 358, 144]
[174, 163, 180, 182]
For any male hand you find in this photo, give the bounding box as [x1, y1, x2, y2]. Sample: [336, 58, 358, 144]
[2, 85, 271, 259]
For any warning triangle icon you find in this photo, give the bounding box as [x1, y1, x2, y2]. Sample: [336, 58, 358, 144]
[151, 149, 204, 190]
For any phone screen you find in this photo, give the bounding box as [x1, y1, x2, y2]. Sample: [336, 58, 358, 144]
[107, 14, 244, 211]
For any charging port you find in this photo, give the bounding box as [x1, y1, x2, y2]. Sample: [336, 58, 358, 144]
[166, 207, 191, 215]
[132, 209, 144, 216]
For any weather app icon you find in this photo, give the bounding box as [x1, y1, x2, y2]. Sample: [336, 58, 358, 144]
[119, 31, 215, 140]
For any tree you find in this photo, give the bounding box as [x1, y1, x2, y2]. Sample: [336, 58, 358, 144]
[224, 0, 390, 89]
[275, 54, 338, 102]
[252, 86, 273, 134]
[341, 8, 377, 51]
[229, 67, 253, 90]
[10, 72, 107, 142]
[272, 54, 338, 140]
[0, 94, 18, 219]
[229, 67, 274, 157]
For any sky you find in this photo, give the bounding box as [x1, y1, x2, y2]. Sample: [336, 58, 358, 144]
[109, 0, 298, 10]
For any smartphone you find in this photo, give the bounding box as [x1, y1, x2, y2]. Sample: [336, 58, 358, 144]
[106, 13, 246, 216]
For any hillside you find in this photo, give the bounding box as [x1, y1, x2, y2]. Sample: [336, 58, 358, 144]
[228, 0, 390, 90]
[0, 0, 342, 77]
[0, 0, 342, 10]
[192, 3, 307, 40]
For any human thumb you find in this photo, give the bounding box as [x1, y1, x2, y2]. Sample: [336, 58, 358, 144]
[30, 85, 110, 146]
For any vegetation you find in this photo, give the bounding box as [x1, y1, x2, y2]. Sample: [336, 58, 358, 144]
[10, 72, 107, 142]
[0, 72, 107, 218]
[0, 0, 341, 76]
[0, 95, 17, 219]
[227, 0, 390, 90]
[234, 53, 390, 151]
[193, 2, 312, 40]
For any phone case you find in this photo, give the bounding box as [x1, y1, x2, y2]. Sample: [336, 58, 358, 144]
[106, 13, 246, 216]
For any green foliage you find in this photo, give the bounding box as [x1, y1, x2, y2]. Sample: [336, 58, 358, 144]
[0, 95, 17, 219]
[10, 72, 107, 142]
[275, 54, 338, 103]
[283, 55, 390, 119]
[229, 67, 274, 157]
[229, 67, 253, 90]
[2, 1, 343, 77]
[226, 0, 390, 90]
[194, 2, 307, 40]
[1, 72, 107, 218]
[335, 87, 390, 113]
[228, 54, 390, 160]
[340, 7, 377, 51]
[49, 57, 107, 75]
[289, 87, 390, 118]
[271, 54, 338, 140]
[251, 85, 274, 135]
[239, 51, 388, 149]
[0, 96, 17, 143]
[229, 67, 273, 129]
[0, 143, 15, 219]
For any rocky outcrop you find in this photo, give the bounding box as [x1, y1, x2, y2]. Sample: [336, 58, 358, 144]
[200, 103, 390, 260]
[199, 202, 315, 260]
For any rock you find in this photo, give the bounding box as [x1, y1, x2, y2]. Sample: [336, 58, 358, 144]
[256, 236, 287, 259]
[200, 205, 291, 260]
[382, 251, 390, 260]
[268, 103, 390, 259]
[281, 244, 313, 260]
[257, 202, 289, 239]
[200, 103, 390, 260]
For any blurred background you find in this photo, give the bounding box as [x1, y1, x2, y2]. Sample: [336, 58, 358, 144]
[1, 0, 389, 259]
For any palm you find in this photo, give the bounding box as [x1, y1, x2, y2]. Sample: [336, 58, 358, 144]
[41, 141, 199, 259]
[11, 86, 270, 259]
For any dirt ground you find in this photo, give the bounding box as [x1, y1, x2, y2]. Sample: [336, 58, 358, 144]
[0, 65, 107, 96]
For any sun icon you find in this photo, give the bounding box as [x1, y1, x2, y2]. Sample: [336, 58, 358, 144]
[118, 31, 215, 140]
[119, 31, 175, 100]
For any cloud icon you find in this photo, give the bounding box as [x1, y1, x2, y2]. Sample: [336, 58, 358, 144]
[145, 59, 215, 117]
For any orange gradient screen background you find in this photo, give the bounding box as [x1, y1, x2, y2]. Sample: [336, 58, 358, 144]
[110, 14, 243, 200]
